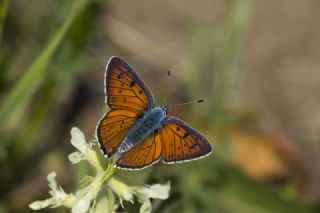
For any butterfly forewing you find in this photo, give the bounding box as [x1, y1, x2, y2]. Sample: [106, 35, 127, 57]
[106, 57, 154, 113]
[160, 117, 212, 163]
[96, 57, 154, 157]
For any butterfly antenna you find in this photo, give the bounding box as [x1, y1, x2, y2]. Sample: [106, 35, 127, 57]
[162, 70, 171, 105]
[167, 99, 204, 109]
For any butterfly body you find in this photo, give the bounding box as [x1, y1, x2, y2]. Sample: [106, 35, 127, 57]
[96, 57, 212, 170]
[119, 107, 166, 153]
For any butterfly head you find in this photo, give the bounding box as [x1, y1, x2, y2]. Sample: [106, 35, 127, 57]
[160, 105, 168, 115]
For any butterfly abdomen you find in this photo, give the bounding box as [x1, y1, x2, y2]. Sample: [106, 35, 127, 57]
[119, 107, 165, 153]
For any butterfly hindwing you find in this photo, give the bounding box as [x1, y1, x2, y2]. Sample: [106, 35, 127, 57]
[96, 109, 138, 157]
[115, 117, 212, 169]
[106, 57, 154, 113]
[116, 133, 162, 169]
[160, 117, 212, 163]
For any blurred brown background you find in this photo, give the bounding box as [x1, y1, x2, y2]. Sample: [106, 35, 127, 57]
[1, 0, 320, 212]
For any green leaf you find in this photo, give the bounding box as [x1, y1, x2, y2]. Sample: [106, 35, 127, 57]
[0, 0, 9, 42]
[0, 0, 90, 121]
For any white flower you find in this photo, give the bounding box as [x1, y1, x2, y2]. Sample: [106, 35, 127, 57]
[29, 199, 55, 210]
[29, 172, 76, 210]
[68, 151, 86, 164]
[139, 199, 152, 213]
[29, 171, 106, 213]
[135, 182, 171, 200]
[72, 192, 93, 213]
[71, 127, 87, 153]
[29, 127, 171, 213]
[69, 170, 107, 213]
[133, 182, 171, 213]
[108, 178, 171, 213]
[108, 177, 134, 207]
[69, 127, 103, 171]
[94, 192, 118, 213]
[93, 197, 109, 213]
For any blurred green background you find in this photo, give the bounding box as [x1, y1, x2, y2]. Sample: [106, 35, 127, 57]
[1, 0, 320, 212]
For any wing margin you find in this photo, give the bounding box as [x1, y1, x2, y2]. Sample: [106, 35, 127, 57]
[160, 116, 212, 164]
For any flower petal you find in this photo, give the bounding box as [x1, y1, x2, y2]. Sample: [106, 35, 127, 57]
[108, 178, 134, 207]
[135, 182, 170, 200]
[72, 192, 93, 213]
[71, 127, 87, 153]
[68, 151, 86, 164]
[47, 172, 58, 191]
[86, 149, 104, 171]
[29, 198, 55, 210]
[139, 199, 152, 213]
[94, 194, 119, 213]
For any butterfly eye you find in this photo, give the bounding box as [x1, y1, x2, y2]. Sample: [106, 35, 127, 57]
[160, 106, 167, 115]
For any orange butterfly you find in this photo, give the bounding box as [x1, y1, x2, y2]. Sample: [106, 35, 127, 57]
[96, 57, 212, 170]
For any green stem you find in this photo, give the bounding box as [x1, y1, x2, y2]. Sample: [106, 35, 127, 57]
[103, 160, 116, 182]
[13, 81, 57, 156]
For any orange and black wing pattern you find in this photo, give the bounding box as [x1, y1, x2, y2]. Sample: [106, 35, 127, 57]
[96, 109, 138, 157]
[115, 116, 212, 170]
[116, 133, 162, 169]
[96, 57, 154, 157]
[160, 117, 212, 163]
[105, 57, 154, 113]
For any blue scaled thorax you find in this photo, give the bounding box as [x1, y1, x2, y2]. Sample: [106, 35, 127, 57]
[118, 106, 167, 153]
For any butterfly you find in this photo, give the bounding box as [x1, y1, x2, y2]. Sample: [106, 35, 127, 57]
[96, 57, 212, 170]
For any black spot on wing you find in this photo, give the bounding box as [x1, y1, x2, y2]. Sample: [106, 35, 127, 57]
[183, 133, 189, 139]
